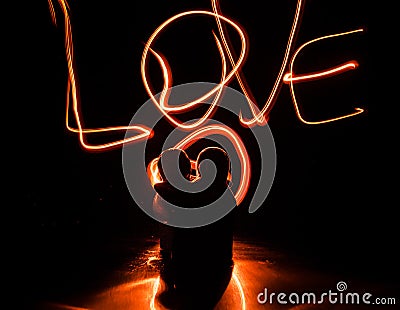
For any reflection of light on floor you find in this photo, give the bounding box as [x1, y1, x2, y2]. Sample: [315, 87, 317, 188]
[37, 240, 394, 310]
[150, 276, 161, 310]
[149, 267, 246, 310]
[50, 241, 278, 309]
[86, 276, 159, 309]
[127, 277, 158, 288]
[146, 255, 160, 267]
[146, 241, 249, 310]
[41, 303, 89, 310]
[232, 267, 247, 310]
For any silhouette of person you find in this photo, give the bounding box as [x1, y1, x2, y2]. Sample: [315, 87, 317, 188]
[152, 146, 237, 309]
[153, 148, 192, 254]
[152, 148, 192, 297]
[172, 146, 235, 268]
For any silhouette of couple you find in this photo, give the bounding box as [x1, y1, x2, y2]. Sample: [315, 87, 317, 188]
[152, 146, 237, 309]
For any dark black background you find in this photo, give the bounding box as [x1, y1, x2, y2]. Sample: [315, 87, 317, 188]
[10, 0, 397, 306]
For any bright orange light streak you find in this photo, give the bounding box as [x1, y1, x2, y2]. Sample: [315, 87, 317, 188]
[141, 9, 248, 130]
[232, 268, 247, 310]
[283, 61, 359, 84]
[150, 34, 227, 114]
[50, 0, 365, 215]
[52, 0, 152, 151]
[212, 0, 364, 126]
[145, 34, 228, 130]
[212, 0, 305, 126]
[173, 124, 250, 205]
[211, 0, 263, 125]
[47, 0, 57, 26]
[64, 81, 152, 150]
[125, 277, 158, 288]
[148, 157, 163, 187]
[147, 125, 249, 204]
[287, 29, 365, 124]
[51, 0, 365, 151]
[150, 276, 160, 310]
[149, 156, 231, 186]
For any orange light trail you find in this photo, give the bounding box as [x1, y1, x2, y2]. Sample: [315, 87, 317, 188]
[150, 276, 160, 310]
[173, 124, 250, 205]
[287, 28, 365, 124]
[47, 0, 58, 26]
[232, 267, 247, 310]
[212, 0, 304, 126]
[283, 61, 359, 84]
[146, 35, 227, 115]
[49, 0, 365, 149]
[141, 10, 247, 130]
[50, 0, 152, 151]
[212, 0, 364, 126]
[47, 2, 365, 309]
[148, 157, 163, 187]
[147, 124, 249, 205]
[49, 0, 366, 223]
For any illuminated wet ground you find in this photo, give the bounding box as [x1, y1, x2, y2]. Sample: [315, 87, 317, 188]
[33, 238, 397, 310]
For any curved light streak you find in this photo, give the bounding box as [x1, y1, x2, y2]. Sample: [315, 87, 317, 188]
[211, 0, 265, 125]
[150, 34, 226, 114]
[147, 124, 249, 205]
[144, 35, 228, 131]
[50, 0, 365, 150]
[49, 0, 365, 214]
[173, 124, 250, 206]
[232, 268, 247, 310]
[212, 0, 364, 125]
[150, 276, 161, 310]
[47, 2, 364, 309]
[287, 28, 365, 124]
[141, 9, 248, 130]
[212, 0, 305, 126]
[283, 61, 359, 84]
[148, 157, 163, 187]
[51, 0, 152, 151]
[47, 0, 58, 26]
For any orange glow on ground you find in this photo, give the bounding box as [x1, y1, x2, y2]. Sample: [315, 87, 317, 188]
[149, 269, 246, 310]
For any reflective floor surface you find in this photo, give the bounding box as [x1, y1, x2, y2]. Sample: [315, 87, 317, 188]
[32, 238, 398, 310]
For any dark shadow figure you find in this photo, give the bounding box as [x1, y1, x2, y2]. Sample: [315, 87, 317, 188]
[153, 147, 237, 309]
